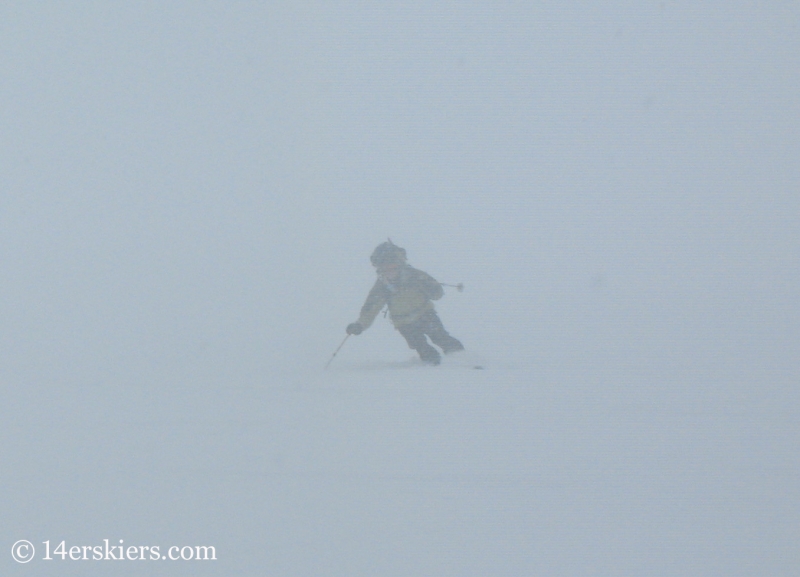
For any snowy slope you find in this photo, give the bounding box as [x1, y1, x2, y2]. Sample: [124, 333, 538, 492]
[4, 348, 797, 576]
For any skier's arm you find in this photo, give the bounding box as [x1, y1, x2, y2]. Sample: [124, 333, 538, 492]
[413, 269, 444, 301]
[355, 280, 390, 330]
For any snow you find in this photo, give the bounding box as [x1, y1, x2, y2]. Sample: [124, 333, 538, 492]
[5, 352, 797, 575]
[2, 2, 799, 576]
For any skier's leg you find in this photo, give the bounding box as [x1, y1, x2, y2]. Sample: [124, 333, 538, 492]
[397, 320, 441, 365]
[421, 310, 464, 354]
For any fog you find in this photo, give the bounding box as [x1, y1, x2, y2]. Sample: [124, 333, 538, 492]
[2, 3, 798, 575]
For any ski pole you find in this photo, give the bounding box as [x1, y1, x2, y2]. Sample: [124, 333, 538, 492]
[324, 334, 351, 370]
[440, 282, 464, 292]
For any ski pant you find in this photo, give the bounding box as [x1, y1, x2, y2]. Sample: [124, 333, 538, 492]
[396, 310, 464, 364]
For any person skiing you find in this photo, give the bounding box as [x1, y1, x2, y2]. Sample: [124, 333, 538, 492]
[346, 240, 464, 365]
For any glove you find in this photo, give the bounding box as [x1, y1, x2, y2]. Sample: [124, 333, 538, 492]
[346, 323, 364, 335]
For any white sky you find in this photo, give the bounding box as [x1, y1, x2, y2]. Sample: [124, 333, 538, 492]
[2, 3, 797, 383]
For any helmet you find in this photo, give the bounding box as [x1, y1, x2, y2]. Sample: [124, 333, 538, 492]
[370, 239, 407, 268]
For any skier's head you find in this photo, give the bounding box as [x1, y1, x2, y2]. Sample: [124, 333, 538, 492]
[370, 239, 407, 270]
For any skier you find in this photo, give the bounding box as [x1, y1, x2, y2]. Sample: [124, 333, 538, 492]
[346, 240, 464, 365]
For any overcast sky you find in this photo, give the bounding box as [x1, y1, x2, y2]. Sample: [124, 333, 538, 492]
[1, 2, 798, 384]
